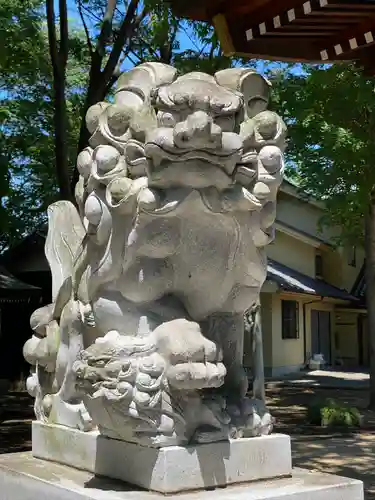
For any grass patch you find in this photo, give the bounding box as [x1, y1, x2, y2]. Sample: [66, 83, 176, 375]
[307, 398, 362, 428]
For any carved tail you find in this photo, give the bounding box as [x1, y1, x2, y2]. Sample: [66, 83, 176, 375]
[45, 201, 86, 316]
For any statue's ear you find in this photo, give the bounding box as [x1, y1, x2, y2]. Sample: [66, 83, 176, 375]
[215, 68, 271, 118]
[115, 63, 177, 106]
[240, 72, 271, 119]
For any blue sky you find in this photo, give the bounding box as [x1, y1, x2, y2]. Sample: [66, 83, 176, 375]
[62, 0, 305, 77]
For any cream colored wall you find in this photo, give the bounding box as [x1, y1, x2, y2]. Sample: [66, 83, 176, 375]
[321, 244, 364, 291]
[276, 190, 364, 292]
[322, 248, 343, 289]
[247, 294, 361, 374]
[269, 294, 340, 371]
[270, 294, 305, 370]
[341, 247, 365, 292]
[257, 187, 365, 374]
[277, 192, 338, 243]
[319, 245, 364, 291]
[267, 231, 315, 277]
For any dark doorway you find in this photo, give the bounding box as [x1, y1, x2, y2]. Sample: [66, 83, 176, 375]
[311, 310, 331, 364]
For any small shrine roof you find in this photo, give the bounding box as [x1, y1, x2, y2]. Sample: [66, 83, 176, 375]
[169, 0, 375, 73]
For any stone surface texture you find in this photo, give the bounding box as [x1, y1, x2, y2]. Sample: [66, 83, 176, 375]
[0, 453, 364, 500]
[32, 421, 292, 493]
[23, 62, 286, 448]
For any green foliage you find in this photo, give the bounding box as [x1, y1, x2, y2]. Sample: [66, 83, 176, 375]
[307, 398, 362, 428]
[124, 3, 231, 73]
[0, 0, 90, 250]
[273, 63, 375, 246]
[0, 0, 254, 251]
[0, 0, 240, 251]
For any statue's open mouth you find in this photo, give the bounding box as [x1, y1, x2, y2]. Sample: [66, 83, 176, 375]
[144, 128, 243, 175]
[143, 141, 241, 190]
[145, 143, 242, 168]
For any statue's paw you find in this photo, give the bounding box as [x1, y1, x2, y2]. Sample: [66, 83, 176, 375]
[167, 361, 226, 390]
[153, 319, 226, 389]
[228, 397, 274, 437]
[153, 318, 222, 364]
[47, 394, 94, 432]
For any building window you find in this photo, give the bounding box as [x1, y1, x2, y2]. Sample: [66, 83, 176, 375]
[282, 300, 299, 339]
[348, 246, 356, 267]
[315, 252, 323, 278]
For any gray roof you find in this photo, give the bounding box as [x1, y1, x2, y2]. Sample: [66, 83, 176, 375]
[0, 266, 40, 292]
[267, 259, 356, 302]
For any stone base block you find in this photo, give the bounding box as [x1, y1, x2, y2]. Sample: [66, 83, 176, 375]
[0, 452, 364, 500]
[32, 421, 292, 493]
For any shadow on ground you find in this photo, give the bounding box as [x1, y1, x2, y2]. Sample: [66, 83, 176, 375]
[266, 382, 375, 500]
[272, 369, 369, 390]
[0, 386, 374, 498]
[0, 391, 33, 454]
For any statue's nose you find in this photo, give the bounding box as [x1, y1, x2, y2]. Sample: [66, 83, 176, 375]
[173, 111, 222, 149]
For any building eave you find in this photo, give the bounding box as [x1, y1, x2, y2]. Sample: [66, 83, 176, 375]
[267, 258, 357, 303]
[280, 180, 325, 211]
[274, 221, 333, 250]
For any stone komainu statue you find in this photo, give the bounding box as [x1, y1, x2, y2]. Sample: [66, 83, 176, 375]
[23, 63, 286, 447]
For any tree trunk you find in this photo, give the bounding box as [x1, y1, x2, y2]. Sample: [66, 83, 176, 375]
[46, 0, 73, 203]
[53, 74, 72, 202]
[365, 198, 375, 409]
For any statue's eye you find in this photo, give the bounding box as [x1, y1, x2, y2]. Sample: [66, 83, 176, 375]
[157, 112, 176, 128]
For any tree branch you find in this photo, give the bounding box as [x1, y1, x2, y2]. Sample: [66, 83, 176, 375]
[161, 21, 180, 64]
[59, 0, 69, 67]
[101, 0, 140, 85]
[97, 0, 117, 57]
[170, 20, 179, 47]
[78, 0, 93, 57]
[45, 0, 59, 75]
[134, 5, 147, 31]
[80, 3, 103, 24]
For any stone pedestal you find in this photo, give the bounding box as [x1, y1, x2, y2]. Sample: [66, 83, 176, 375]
[32, 422, 292, 493]
[0, 452, 363, 500]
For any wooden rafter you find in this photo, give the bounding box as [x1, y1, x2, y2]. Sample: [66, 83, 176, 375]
[246, 1, 375, 41]
[167, 0, 375, 70]
[318, 14, 375, 60]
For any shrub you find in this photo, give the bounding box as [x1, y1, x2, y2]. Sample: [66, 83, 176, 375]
[307, 398, 362, 428]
